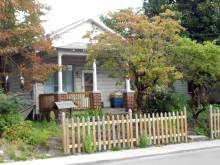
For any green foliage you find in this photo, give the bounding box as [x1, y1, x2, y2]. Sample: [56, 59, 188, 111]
[0, 113, 24, 133]
[139, 134, 151, 148]
[71, 109, 103, 119]
[3, 121, 33, 144]
[170, 38, 220, 119]
[176, 0, 220, 42]
[0, 91, 26, 114]
[0, 91, 26, 133]
[143, 0, 174, 17]
[89, 9, 183, 110]
[144, 88, 188, 113]
[187, 104, 220, 135]
[143, 0, 220, 42]
[192, 127, 207, 136]
[112, 146, 121, 151]
[2, 120, 61, 146]
[83, 135, 94, 154]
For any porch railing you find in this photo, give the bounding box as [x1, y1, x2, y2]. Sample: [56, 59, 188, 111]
[67, 92, 91, 109]
[39, 92, 92, 112]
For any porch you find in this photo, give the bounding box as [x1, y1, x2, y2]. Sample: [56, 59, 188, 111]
[37, 46, 136, 116]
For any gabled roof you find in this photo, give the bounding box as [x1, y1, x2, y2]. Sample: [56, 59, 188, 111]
[51, 18, 115, 37]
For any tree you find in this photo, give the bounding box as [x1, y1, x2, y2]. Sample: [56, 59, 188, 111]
[0, 0, 58, 91]
[176, 0, 220, 42]
[143, 0, 174, 17]
[170, 37, 220, 122]
[87, 9, 182, 111]
[143, 0, 220, 43]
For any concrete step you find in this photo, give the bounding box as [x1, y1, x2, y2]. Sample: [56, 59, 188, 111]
[188, 135, 209, 142]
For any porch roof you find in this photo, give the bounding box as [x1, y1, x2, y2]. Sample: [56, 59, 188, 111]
[57, 42, 88, 50]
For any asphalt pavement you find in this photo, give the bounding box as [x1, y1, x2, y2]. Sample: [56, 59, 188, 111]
[96, 147, 220, 165]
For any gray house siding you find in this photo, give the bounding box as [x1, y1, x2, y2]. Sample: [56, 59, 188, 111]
[173, 80, 188, 95]
[97, 71, 124, 107]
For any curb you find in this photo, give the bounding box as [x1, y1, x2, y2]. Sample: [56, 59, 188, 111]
[5, 140, 220, 165]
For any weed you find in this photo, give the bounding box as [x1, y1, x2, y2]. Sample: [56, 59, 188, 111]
[139, 134, 151, 148]
[83, 135, 94, 154]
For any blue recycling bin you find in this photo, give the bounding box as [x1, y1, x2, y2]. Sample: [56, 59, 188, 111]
[110, 97, 124, 108]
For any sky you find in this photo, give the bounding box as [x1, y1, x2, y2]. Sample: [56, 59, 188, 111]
[39, 0, 143, 33]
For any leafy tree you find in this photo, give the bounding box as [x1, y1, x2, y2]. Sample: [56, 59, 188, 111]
[176, 0, 220, 42]
[143, 0, 220, 43]
[170, 37, 220, 122]
[87, 9, 182, 111]
[0, 0, 58, 90]
[143, 0, 174, 17]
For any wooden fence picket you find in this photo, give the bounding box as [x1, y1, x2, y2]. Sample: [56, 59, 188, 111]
[164, 112, 169, 143]
[97, 116, 101, 151]
[77, 117, 81, 153]
[160, 112, 164, 144]
[102, 116, 107, 151]
[184, 107, 188, 142]
[71, 118, 75, 154]
[121, 115, 126, 148]
[147, 114, 152, 144]
[92, 116, 96, 152]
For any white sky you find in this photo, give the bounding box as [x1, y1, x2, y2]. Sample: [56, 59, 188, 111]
[39, 0, 143, 33]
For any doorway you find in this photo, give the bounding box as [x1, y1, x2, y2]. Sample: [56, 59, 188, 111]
[82, 71, 93, 92]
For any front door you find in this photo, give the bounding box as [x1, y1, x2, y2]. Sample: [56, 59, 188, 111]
[83, 72, 93, 92]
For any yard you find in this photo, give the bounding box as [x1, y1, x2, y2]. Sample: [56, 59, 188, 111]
[1, 89, 220, 163]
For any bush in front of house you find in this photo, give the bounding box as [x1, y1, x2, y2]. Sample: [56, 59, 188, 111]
[187, 104, 220, 136]
[3, 120, 61, 146]
[143, 88, 189, 113]
[0, 90, 26, 115]
[0, 90, 26, 134]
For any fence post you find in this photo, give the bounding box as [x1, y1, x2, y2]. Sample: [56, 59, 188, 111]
[61, 112, 67, 154]
[209, 105, 214, 139]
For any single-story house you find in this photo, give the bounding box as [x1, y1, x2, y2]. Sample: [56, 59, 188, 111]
[5, 18, 189, 118]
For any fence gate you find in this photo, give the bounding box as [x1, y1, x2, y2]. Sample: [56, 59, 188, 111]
[61, 109, 188, 155]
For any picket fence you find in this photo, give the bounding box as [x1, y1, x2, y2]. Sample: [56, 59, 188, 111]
[209, 105, 220, 139]
[61, 109, 188, 154]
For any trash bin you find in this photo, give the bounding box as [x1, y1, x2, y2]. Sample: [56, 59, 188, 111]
[110, 92, 124, 108]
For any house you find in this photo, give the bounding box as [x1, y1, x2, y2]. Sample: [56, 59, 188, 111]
[5, 18, 190, 118]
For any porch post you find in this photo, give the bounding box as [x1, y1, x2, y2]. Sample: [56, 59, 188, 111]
[58, 52, 64, 93]
[90, 59, 102, 108]
[126, 78, 131, 92]
[93, 59, 98, 92]
[123, 77, 136, 111]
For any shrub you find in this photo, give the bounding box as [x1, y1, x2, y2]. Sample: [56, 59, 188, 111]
[0, 113, 24, 133]
[143, 89, 189, 113]
[139, 134, 151, 148]
[83, 135, 94, 154]
[0, 90, 26, 134]
[2, 121, 33, 143]
[0, 90, 26, 114]
[187, 104, 220, 135]
[2, 121, 58, 146]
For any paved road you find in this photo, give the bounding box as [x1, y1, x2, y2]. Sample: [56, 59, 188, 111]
[94, 147, 220, 165]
